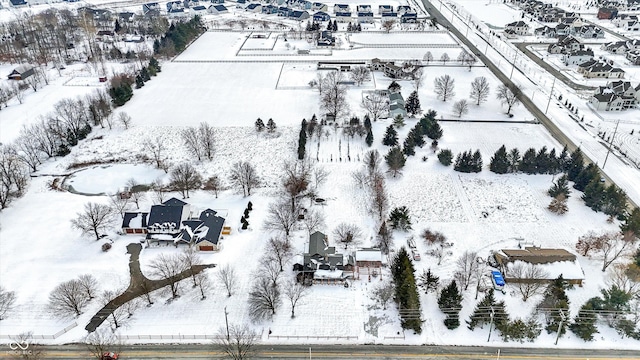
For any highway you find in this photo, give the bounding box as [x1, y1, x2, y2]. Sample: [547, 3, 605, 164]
[3, 344, 640, 359]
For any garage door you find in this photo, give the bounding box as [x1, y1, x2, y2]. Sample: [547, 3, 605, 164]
[199, 246, 214, 251]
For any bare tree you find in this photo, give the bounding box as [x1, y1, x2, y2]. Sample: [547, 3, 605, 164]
[507, 262, 549, 302]
[0, 85, 11, 109]
[302, 207, 325, 236]
[370, 173, 388, 222]
[320, 71, 350, 121]
[229, 161, 260, 197]
[169, 163, 202, 199]
[100, 289, 129, 329]
[85, 328, 121, 360]
[576, 231, 638, 272]
[143, 136, 167, 170]
[203, 175, 223, 198]
[263, 199, 298, 237]
[382, 19, 396, 32]
[426, 243, 453, 265]
[284, 279, 308, 318]
[453, 251, 479, 291]
[312, 166, 329, 191]
[14, 136, 44, 172]
[469, 76, 490, 105]
[496, 84, 521, 115]
[122, 298, 141, 318]
[214, 323, 259, 360]
[150, 178, 166, 204]
[282, 160, 310, 209]
[181, 247, 202, 288]
[440, 52, 450, 64]
[361, 91, 389, 122]
[434, 75, 455, 102]
[457, 50, 476, 69]
[194, 272, 212, 300]
[350, 66, 370, 86]
[607, 264, 640, 297]
[452, 99, 469, 118]
[198, 122, 215, 160]
[139, 280, 155, 306]
[376, 222, 393, 255]
[77, 274, 99, 300]
[71, 202, 114, 241]
[266, 237, 293, 272]
[216, 264, 238, 297]
[20, 119, 58, 158]
[0, 147, 29, 209]
[0, 286, 17, 320]
[110, 194, 130, 219]
[148, 253, 186, 298]
[372, 280, 395, 310]
[125, 178, 145, 209]
[413, 67, 425, 91]
[181, 126, 203, 161]
[423, 51, 434, 64]
[48, 279, 91, 318]
[332, 223, 363, 250]
[248, 276, 281, 321]
[118, 112, 132, 129]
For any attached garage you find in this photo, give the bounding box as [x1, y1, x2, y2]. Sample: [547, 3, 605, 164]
[199, 245, 214, 251]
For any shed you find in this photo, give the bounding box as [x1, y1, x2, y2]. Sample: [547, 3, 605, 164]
[7, 64, 35, 80]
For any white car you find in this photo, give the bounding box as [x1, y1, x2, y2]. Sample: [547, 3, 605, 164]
[412, 250, 421, 261]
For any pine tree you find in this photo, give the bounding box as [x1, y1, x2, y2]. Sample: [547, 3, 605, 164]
[548, 174, 571, 198]
[602, 184, 627, 218]
[405, 90, 421, 117]
[558, 145, 570, 172]
[410, 123, 425, 147]
[255, 118, 265, 132]
[582, 180, 606, 212]
[519, 148, 537, 174]
[536, 146, 550, 174]
[418, 268, 439, 294]
[438, 280, 463, 330]
[266, 118, 277, 133]
[424, 120, 443, 140]
[567, 148, 584, 181]
[472, 150, 483, 173]
[382, 124, 398, 146]
[385, 147, 406, 177]
[149, 57, 161, 73]
[347, 22, 353, 32]
[114, 19, 121, 33]
[467, 289, 496, 330]
[365, 127, 374, 147]
[438, 149, 453, 166]
[388, 206, 411, 230]
[569, 301, 598, 341]
[388, 81, 401, 93]
[537, 276, 570, 337]
[392, 248, 422, 334]
[621, 207, 640, 238]
[548, 148, 559, 174]
[298, 127, 307, 160]
[135, 74, 145, 89]
[508, 148, 521, 173]
[454, 150, 472, 172]
[573, 163, 600, 191]
[364, 115, 372, 130]
[140, 66, 151, 82]
[403, 135, 416, 156]
[490, 145, 510, 174]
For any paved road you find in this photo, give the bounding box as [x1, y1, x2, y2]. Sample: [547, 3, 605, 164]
[3, 344, 639, 359]
[422, 0, 637, 208]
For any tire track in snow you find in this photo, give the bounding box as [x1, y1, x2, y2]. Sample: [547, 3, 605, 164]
[449, 174, 475, 223]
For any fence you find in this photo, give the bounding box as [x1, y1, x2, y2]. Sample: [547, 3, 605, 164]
[267, 334, 358, 340]
[121, 334, 222, 340]
[0, 322, 77, 340]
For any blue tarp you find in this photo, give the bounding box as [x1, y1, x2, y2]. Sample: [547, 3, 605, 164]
[491, 271, 505, 287]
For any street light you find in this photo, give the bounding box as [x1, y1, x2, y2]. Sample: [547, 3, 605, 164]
[544, 77, 557, 114]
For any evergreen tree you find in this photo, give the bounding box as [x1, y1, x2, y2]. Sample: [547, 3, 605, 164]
[149, 57, 161, 73]
[388, 206, 412, 230]
[548, 148, 559, 174]
[403, 135, 416, 156]
[388, 81, 401, 93]
[602, 184, 627, 218]
[405, 90, 421, 117]
[391, 248, 422, 333]
[558, 145, 570, 172]
[621, 207, 640, 238]
[569, 301, 599, 341]
[109, 82, 133, 107]
[438, 280, 463, 330]
[537, 276, 570, 337]
[467, 289, 496, 330]
[490, 145, 510, 174]
[364, 115, 372, 130]
[347, 22, 353, 32]
[410, 123, 425, 148]
[454, 150, 472, 173]
[472, 150, 483, 172]
[135, 74, 145, 89]
[536, 146, 551, 174]
[266, 118, 277, 133]
[548, 174, 571, 198]
[298, 126, 307, 160]
[365, 127, 374, 147]
[385, 147, 406, 177]
[519, 148, 537, 174]
[573, 163, 600, 191]
[582, 179, 606, 211]
[255, 118, 265, 132]
[140, 67, 151, 82]
[382, 125, 398, 146]
[501, 318, 542, 342]
[438, 149, 453, 166]
[114, 19, 121, 33]
[508, 148, 521, 173]
[424, 120, 443, 140]
[418, 268, 439, 294]
[567, 148, 585, 181]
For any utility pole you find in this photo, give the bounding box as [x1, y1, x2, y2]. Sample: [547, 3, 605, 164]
[602, 119, 620, 170]
[509, 51, 517, 80]
[555, 309, 566, 345]
[545, 77, 557, 114]
[224, 306, 229, 341]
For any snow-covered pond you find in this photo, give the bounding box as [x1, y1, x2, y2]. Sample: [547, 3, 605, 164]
[64, 164, 166, 195]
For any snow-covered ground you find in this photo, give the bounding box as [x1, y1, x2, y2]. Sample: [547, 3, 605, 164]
[1, 0, 639, 351]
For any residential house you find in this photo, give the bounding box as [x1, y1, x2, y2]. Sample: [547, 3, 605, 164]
[7, 64, 35, 80]
[590, 80, 640, 110]
[590, 93, 625, 111]
[602, 40, 629, 54]
[563, 49, 594, 65]
[597, 7, 618, 19]
[312, 2, 328, 12]
[245, 3, 262, 12]
[289, 10, 310, 21]
[555, 23, 570, 36]
[208, 4, 228, 14]
[389, 92, 406, 118]
[357, 11, 374, 23]
[494, 246, 584, 286]
[381, 12, 397, 19]
[547, 35, 582, 54]
[146, 197, 191, 235]
[142, 2, 161, 16]
[505, 21, 529, 35]
[118, 12, 136, 23]
[121, 212, 149, 234]
[627, 20, 640, 31]
[379, 5, 393, 14]
[262, 4, 278, 14]
[9, 0, 27, 7]
[396, 5, 412, 15]
[166, 1, 184, 12]
[612, 13, 637, 27]
[578, 60, 625, 79]
[175, 209, 227, 251]
[236, 0, 250, 9]
[294, 231, 354, 282]
[313, 11, 330, 22]
[333, 4, 349, 13]
[626, 50, 640, 65]
[534, 25, 556, 37]
[627, 39, 640, 50]
[191, 5, 208, 14]
[317, 30, 334, 46]
[400, 12, 418, 23]
[277, 7, 291, 17]
[335, 11, 352, 23]
[576, 25, 604, 38]
[357, 5, 371, 12]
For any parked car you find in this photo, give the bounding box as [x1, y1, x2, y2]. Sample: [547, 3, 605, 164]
[407, 237, 416, 249]
[102, 352, 119, 360]
[412, 250, 421, 261]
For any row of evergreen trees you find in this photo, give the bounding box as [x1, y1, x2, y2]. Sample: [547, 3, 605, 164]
[489, 145, 572, 175]
[109, 57, 161, 107]
[453, 149, 482, 173]
[391, 248, 422, 333]
[153, 16, 205, 56]
[382, 110, 443, 157]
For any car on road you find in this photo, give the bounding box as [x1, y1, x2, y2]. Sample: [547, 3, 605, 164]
[102, 352, 119, 360]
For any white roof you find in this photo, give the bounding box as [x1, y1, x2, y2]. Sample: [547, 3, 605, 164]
[355, 249, 382, 262]
[314, 269, 345, 279]
[505, 260, 585, 280]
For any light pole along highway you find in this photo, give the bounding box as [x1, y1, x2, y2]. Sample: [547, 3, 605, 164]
[420, 0, 637, 208]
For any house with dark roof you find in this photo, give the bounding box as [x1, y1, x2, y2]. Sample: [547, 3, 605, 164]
[548, 35, 581, 54]
[262, 4, 278, 14]
[335, 11, 352, 22]
[563, 49, 594, 65]
[379, 5, 393, 14]
[142, 2, 161, 16]
[400, 12, 418, 23]
[396, 5, 412, 15]
[598, 7, 618, 19]
[505, 21, 529, 35]
[576, 25, 604, 38]
[313, 11, 330, 22]
[534, 25, 556, 37]
[494, 246, 584, 286]
[147, 197, 191, 235]
[7, 65, 35, 80]
[9, 0, 28, 7]
[175, 209, 227, 251]
[590, 80, 640, 111]
[333, 4, 349, 13]
[578, 60, 625, 79]
[317, 30, 335, 46]
[357, 11, 374, 23]
[626, 50, 640, 65]
[312, 2, 327, 12]
[208, 4, 228, 14]
[602, 40, 629, 54]
[122, 212, 149, 234]
[294, 231, 354, 282]
[289, 10, 310, 20]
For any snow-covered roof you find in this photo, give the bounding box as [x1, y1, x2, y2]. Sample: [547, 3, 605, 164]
[314, 269, 346, 279]
[505, 260, 585, 281]
[355, 249, 382, 262]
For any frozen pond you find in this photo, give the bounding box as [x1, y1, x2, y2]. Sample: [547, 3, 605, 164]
[65, 164, 166, 195]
